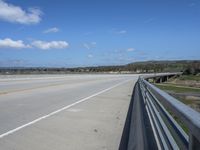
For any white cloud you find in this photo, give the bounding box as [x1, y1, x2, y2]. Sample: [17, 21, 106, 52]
[83, 42, 96, 50]
[83, 43, 90, 50]
[0, 0, 42, 24]
[0, 38, 30, 48]
[31, 40, 69, 50]
[43, 27, 59, 33]
[116, 30, 127, 34]
[0, 38, 69, 50]
[87, 54, 93, 58]
[127, 48, 135, 52]
[111, 29, 127, 34]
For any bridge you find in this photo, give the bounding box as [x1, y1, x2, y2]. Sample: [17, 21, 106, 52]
[0, 74, 199, 150]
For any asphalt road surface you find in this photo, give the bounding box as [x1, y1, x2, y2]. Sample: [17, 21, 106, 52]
[0, 74, 139, 150]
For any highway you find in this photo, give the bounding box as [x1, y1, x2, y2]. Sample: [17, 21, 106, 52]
[0, 74, 139, 150]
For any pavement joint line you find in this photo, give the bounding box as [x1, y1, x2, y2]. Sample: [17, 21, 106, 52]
[0, 79, 131, 139]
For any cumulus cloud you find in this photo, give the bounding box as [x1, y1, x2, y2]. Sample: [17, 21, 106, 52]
[43, 27, 59, 33]
[31, 40, 69, 50]
[0, 38, 30, 48]
[0, 0, 42, 24]
[0, 38, 69, 50]
[127, 48, 135, 52]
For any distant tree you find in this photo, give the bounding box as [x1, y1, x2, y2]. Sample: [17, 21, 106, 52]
[183, 62, 200, 75]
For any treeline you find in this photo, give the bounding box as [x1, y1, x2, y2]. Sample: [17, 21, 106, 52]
[183, 61, 200, 75]
[0, 60, 199, 75]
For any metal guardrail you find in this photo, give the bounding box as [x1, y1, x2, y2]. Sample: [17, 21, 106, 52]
[139, 75, 200, 150]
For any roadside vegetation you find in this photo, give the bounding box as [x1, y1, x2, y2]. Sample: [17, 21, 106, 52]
[155, 84, 200, 93]
[155, 70, 200, 133]
[179, 75, 200, 81]
[155, 73, 200, 113]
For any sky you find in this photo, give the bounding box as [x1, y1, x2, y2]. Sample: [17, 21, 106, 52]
[0, 0, 200, 67]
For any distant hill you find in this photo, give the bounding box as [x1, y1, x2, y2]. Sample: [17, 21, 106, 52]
[0, 60, 199, 74]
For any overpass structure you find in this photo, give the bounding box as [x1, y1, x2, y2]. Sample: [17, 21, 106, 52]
[120, 73, 200, 150]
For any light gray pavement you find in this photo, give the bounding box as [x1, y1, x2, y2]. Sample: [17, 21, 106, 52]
[0, 74, 133, 94]
[0, 74, 138, 150]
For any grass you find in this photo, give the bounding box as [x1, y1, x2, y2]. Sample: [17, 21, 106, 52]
[168, 110, 189, 134]
[155, 83, 200, 107]
[154, 82, 200, 133]
[155, 84, 200, 93]
[151, 75, 200, 135]
[179, 75, 200, 81]
[165, 95, 200, 134]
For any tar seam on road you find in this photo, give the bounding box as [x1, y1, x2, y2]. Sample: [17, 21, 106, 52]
[0, 79, 131, 139]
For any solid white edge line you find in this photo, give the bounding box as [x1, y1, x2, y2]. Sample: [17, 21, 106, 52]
[0, 79, 131, 139]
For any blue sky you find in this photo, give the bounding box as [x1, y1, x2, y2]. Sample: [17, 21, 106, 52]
[0, 0, 199, 67]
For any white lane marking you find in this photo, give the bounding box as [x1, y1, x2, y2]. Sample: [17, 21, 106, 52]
[0, 79, 130, 139]
[67, 108, 82, 112]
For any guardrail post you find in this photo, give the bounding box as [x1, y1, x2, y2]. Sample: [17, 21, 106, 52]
[160, 77, 163, 83]
[189, 133, 200, 150]
[153, 77, 155, 83]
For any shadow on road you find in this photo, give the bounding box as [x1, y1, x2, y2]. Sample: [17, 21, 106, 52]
[119, 82, 157, 150]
